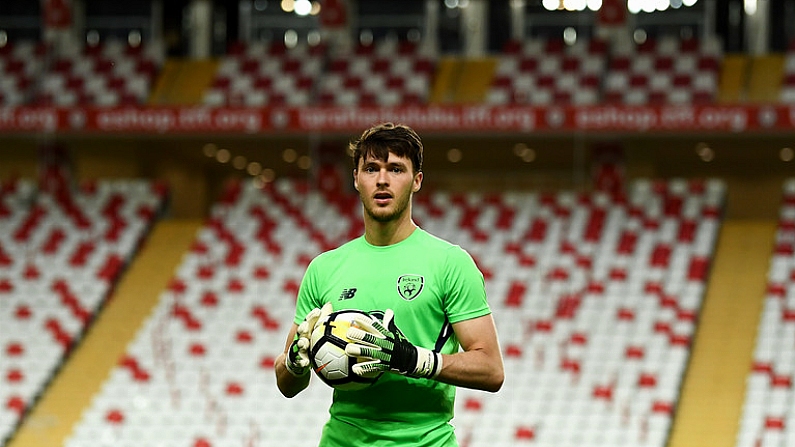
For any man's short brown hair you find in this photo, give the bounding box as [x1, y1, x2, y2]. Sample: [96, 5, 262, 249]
[349, 123, 423, 173]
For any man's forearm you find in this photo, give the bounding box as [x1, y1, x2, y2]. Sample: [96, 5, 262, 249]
[275, 352, 311, 397]
[437, 349, 504, 392]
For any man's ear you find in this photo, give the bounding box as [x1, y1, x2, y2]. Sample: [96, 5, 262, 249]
[353, 169, 359, 191]
[412, 171, 423, 193]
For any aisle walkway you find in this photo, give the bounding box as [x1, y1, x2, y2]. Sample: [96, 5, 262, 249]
[7, 220, 202, 447]
[669, 220, 777, 447]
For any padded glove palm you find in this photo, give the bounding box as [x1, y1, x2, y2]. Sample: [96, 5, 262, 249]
[346, 309, 442, 379]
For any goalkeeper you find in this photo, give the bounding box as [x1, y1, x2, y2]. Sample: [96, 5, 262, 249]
[275, 123, 504, 447]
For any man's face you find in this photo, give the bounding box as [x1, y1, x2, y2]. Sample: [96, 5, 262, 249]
[354, 151, 422, 223]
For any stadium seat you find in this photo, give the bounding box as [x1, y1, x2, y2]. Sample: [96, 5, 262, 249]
[203, 40, 325, 107]
[312, 38, 435, 107]
[0, 40, 46, 106]
[30, 38, 163, 107]
[0, 179, 166, 443]
[602, 35, 723, 105]
[486, 36, 606, 106]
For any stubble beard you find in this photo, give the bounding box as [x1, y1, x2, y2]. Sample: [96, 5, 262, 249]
[361, 189, 412, 223]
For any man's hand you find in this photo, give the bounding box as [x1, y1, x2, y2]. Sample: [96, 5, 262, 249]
[345, 309, 442, 379]
[285, 302, 332, 376]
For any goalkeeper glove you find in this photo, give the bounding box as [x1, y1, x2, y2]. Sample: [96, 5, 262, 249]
[285, 302, 332, 377]
[345, 309, 442, 379]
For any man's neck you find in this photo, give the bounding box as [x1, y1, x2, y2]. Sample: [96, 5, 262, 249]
[363, 216, 417, 247]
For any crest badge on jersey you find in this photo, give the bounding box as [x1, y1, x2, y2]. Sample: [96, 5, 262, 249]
[397, 275, 424, 301]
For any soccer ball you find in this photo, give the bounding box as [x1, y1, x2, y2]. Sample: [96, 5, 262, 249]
[309, 309, 383, 391]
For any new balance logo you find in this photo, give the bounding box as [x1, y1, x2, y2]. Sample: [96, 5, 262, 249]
[339, 288, 357, 300]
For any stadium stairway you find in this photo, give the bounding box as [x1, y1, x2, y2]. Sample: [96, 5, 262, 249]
[733, 181, 795, 447]
[746, 55, 785, 103]
[429, 56, 461, 104]
[428, 57, 497, 104]
[669, 221, 777, 447]
[6, 219, 203, 447]
[718, 55, 750, 103]
[149, 60, 219, 105]
[453, 58, 499, 104]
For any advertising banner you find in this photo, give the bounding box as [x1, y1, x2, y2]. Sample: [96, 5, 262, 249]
[1, 104, 794, 135]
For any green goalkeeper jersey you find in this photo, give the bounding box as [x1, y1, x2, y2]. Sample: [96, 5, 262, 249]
[294, 227, 491, 447]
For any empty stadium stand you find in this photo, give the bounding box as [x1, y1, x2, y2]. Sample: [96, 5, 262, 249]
[0, 178, 167, 445]
[446, 178, 724, 447]
[0, 38, 163, 107]
[485, 34, 724, 106]
[0, 32, 740, 109]
[315, 39, 436, 107]
[37, 39, 164, 107]
[202, 40, 326, 107]
[487, 37, 608, 106]
[203, 38, 436, 108]
[602, 35, 723, 105]
[59, 176, 725, 447]
[735, 179, 795, 447]
[0, 40, 47, 106]
[19, 33, 795, 108]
